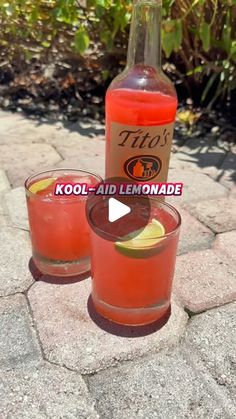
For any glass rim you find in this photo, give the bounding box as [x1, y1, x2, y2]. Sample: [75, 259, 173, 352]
[88, 198, 182, 241]
[25, 168, 103, 199]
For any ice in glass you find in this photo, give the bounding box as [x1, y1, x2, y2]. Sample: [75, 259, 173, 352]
[25, 169, 101, 277]
[89, 198, 181, 326]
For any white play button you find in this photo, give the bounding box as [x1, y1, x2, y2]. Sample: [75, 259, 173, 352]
[108, 198, 131, 223]
[86, 176, 151, 241]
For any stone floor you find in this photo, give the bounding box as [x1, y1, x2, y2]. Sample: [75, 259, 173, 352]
[0, 110, 235, 418]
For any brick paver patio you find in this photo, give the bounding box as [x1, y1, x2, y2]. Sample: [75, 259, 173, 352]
[0, 110, 235, 418]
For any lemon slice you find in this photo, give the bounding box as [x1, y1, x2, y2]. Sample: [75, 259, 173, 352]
[115, 219, 166, 259]
[29, 178, 56, 194]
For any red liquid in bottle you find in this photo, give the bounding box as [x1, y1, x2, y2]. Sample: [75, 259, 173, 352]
[105, 1, 178, 183]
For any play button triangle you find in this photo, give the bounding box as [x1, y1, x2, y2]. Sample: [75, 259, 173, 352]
[108, 198, 131, 223]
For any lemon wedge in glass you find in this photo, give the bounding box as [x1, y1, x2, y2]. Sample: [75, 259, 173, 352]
[29, 178, 56, 194]
[115, 219, 166, 258]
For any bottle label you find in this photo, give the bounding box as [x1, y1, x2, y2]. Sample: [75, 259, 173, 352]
[107, 122, 175, 182]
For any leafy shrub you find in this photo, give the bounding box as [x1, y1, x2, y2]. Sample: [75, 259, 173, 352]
[163, 0, 236, 106]
[0, 0, 235, 105]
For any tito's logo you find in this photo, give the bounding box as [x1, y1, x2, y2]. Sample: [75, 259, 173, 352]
[124, 155, 162, 181]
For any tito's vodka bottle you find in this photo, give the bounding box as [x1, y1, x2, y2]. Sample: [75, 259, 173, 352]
[105, 0, 177, 183]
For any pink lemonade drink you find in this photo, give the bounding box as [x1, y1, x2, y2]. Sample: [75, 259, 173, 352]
[25, 169, 102, 277]
[90, 199, 181, 326]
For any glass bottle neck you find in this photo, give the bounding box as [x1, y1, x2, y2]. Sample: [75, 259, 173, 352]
[127, 0, 162, 69]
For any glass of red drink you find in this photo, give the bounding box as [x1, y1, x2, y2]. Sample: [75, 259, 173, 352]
[89, 198, 181, 326]
[25, 169, 102, 277]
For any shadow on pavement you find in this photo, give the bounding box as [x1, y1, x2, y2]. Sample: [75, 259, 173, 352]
[28, 257, 90, 285]
[87, 295, 171, 338]
[30, 115, 105, 138]
[176, 136, 236, 184]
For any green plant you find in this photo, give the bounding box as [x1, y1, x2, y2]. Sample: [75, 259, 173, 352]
[0, 0, 235, 106]
[0, 1, 132, 57]
[162, 0, 236, 105]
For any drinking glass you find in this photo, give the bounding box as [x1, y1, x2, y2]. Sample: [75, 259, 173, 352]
[25, 169, 102, 277]
[89, 198, 181, 325]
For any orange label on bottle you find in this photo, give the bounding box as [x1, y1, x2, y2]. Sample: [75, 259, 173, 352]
[107, 122, 174, 182]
